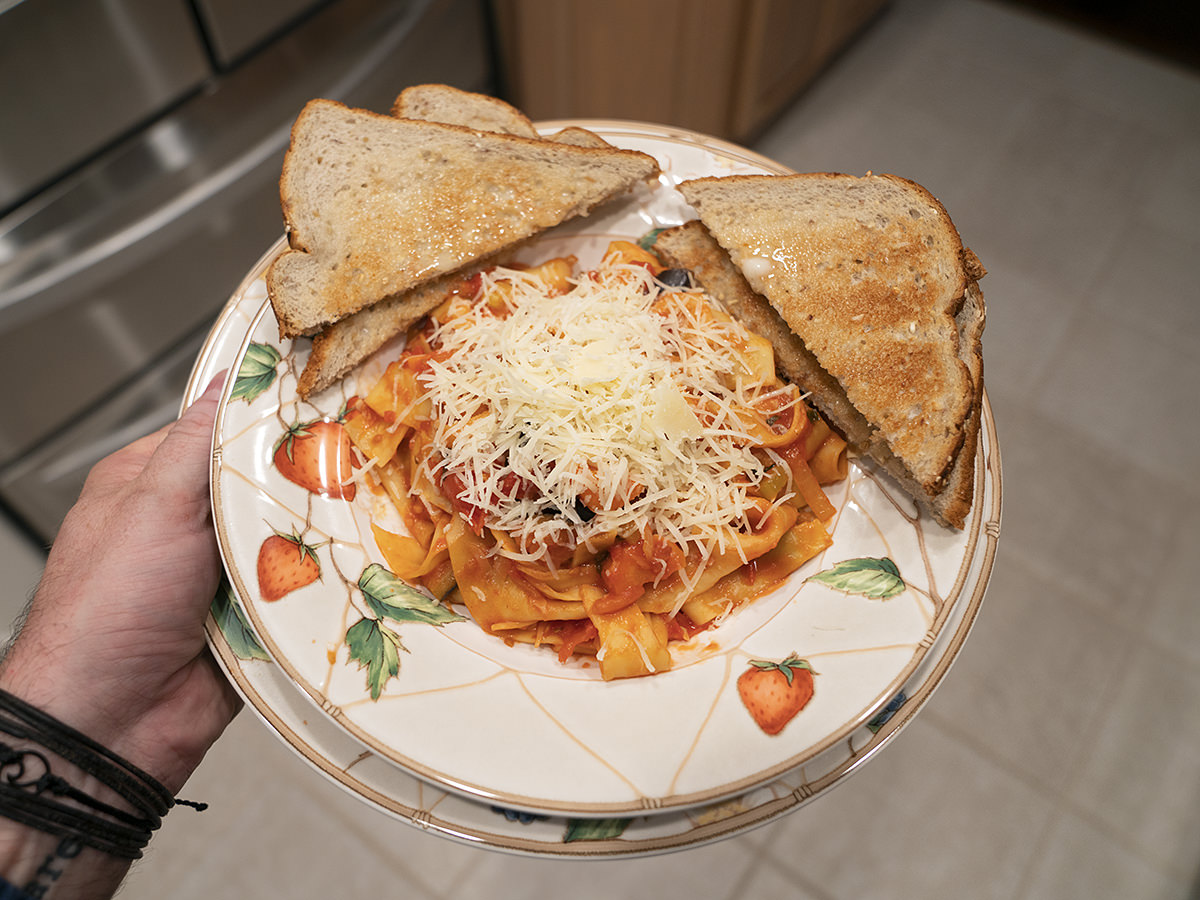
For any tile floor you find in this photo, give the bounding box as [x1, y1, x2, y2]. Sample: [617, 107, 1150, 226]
[3, 0, 1199, 895]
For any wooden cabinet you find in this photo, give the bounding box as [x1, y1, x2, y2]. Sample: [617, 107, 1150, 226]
[491, 0, 889, 144]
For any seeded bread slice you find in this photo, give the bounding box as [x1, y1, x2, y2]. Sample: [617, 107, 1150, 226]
[295, 97, 627, 397]
[678, 173, 985, 509]
[267, 98, 659, 339]
[542, 125, 613, 149]
[391, 83, 539, 137]
[393, 84, 614, 149]
[655, 219, 984, 528]
[297, 266, 478, 398]
[654, 221, 872, 448]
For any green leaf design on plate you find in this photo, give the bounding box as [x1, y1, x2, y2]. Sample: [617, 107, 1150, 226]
[806, 557, 906, 600]
[344, 566, 464, 700]
[358, 564, 465, 626]
[210, 577, 269, 661]
[345, 617, 404, 700]
[563, 818, 632, 843]
[867, 691, 908, 733]
[231, 342, 282, 403]
[638, 227, 667, 251]
[747, 653, 815, 685]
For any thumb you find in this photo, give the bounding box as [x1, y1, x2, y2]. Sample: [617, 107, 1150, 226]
[140, 372, 227, 503]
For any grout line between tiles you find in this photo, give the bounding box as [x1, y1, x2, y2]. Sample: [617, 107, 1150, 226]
[436, 841, 487, 900]
[745, 850, 840, 900]
[910, 711, 1078, 899]
[1000, 534, 1200, 680]
[923, 621, 1195, 886]
[1016, 237, 1122, 401]
[719, 845, 766, 900]
[302, 803, 451, 900]
[998, 614, 1138, 900]
[1006, 799, 1070, 900]
[997, 522, 1187, 632]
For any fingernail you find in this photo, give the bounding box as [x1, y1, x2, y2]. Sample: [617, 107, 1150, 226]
[202, 369, 230, 398]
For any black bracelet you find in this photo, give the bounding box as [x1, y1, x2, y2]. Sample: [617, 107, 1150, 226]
[0, 689, 206, 860]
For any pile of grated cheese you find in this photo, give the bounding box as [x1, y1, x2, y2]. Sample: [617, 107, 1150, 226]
[419, 260, 794, 564]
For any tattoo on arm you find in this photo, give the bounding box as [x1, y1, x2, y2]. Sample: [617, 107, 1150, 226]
[20, 837, 82, 898]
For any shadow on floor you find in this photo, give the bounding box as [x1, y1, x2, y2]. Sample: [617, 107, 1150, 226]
[999, 0, 1200, 70]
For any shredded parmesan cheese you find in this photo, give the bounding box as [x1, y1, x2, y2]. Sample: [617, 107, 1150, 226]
[419, 262, 784, 564]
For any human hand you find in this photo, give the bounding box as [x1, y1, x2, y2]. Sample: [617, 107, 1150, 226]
[0, 373, 241, 795]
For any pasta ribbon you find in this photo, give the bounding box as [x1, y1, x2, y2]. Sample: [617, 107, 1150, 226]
[345, 243, 848, 679]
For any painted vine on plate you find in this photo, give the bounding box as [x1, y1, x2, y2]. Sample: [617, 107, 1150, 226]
[224, 340, 466, 696]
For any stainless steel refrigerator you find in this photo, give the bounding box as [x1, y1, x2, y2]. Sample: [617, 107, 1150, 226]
[0, 0, 495, 543]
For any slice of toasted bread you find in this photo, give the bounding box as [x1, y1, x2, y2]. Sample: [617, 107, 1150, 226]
[298, 87, 567, 397]
[297, 266, 474, 398]
[391, 85, 613, 149]
[673, 174, 985, 528]
[543, 125, 613, 149]
[391, 83, 539, 137]
[654, 221, 873, 450]
[267, 98, 659, 339]
[295, 100, 626, 397]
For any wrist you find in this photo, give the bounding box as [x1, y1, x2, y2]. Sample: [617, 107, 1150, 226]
[0, 735, 136, 900]
[0, 572, 236, 795]
[0, 686, 216, 898]
[0, 641, 188, 794]
[0, 823, 130, 900]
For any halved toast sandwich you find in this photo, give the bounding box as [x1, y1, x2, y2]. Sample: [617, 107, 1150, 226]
[290, 90, 636, 397]
[666, 173, 985, 528]
[267, 97, 659, 342]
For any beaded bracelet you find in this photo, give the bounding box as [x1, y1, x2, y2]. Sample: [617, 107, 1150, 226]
[0, 689, 205, 860]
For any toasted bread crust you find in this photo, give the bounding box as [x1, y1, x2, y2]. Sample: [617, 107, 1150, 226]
[679, 173, 978, 495]
[391, 84, 539, 137]
[542, 126, 612, 149]
[298, 268, 468, 398]
[268, 99, 659, 339]
[293, 93, 632, 396]
[654, 221, 873, 449]
[934, 279, 985, 527]
[657, 201, 985, 529]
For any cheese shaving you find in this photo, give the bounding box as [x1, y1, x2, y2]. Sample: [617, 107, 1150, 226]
[419, 261, 781, 564]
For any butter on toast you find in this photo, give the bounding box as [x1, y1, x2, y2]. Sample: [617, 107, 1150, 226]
[672, 174, 985, 528]
[267, 98, 659, 340]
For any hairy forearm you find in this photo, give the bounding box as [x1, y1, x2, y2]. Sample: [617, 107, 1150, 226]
[0, 828, 130, 899]
[0, 721, 136, 899]
[0, 377, 237, 898]
[0, 656, 222, 898]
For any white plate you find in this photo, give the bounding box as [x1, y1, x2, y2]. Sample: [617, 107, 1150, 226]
[209, 121, 1000, 819]
[194, 277, 999, 856]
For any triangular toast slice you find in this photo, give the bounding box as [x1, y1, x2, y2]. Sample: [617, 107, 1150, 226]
[294, 92, 630, 397]
[673, 174, 985, 527]
[267, 98, 659, 339]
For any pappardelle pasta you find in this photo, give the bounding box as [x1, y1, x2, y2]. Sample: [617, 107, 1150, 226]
[343, 240, 847, 680]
